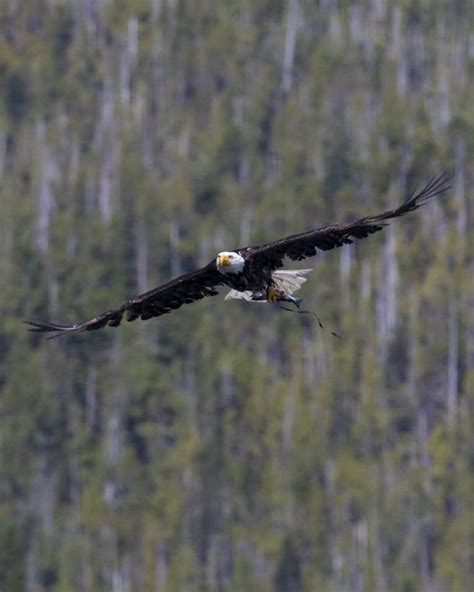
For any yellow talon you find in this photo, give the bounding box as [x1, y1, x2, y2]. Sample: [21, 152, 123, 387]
[266, 286, 281, 303]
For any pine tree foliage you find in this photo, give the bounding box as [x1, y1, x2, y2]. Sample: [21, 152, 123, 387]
[0, 1, 473, 590]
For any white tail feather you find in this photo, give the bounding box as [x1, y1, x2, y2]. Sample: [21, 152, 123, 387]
[224, 269, 312, 302]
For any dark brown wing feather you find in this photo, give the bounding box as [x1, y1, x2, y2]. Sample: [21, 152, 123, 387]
[25, 261, 223, 339]
[240, 173, 450, 272]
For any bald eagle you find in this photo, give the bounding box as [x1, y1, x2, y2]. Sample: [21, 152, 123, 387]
[26, 174, 449, 339]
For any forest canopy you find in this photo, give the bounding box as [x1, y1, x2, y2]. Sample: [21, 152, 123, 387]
[0, 1, 473, 591]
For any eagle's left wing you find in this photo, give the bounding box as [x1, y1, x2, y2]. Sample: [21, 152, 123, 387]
[25, 260, 224, 339]
[241, 173, 450, 272]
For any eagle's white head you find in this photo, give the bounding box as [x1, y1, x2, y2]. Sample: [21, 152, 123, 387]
[216, 251, 245, 274]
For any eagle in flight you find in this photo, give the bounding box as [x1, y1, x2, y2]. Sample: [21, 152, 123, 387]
[26, 174, 449, 339]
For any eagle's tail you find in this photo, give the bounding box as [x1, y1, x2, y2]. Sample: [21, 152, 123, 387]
[224, 269, 312, 303]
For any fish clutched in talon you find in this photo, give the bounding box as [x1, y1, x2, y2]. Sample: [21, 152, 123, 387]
[249, 289, 303, 308]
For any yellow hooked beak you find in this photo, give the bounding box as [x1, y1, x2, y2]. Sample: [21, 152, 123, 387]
[218, 254, 231, 266]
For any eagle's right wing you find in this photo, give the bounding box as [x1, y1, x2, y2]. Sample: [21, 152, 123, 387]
[25, 261, 224, 339]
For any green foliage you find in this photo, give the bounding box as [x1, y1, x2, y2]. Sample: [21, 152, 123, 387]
[0, 513, 28, 591]
[0, 1, 472, 590]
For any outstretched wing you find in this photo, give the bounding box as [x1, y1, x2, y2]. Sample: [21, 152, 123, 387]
[25, 261, 224, 339]
[241, 173, 450, 272]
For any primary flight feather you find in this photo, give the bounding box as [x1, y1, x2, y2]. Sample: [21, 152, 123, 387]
[26, 173, 450, 339]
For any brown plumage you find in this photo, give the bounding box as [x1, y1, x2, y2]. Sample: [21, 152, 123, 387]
[25, 173, 450, 339]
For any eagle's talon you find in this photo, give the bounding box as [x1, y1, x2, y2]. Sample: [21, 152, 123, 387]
[266, 286, 281, 303]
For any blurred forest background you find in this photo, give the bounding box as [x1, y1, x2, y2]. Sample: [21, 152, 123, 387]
[0, 1, 473, 591]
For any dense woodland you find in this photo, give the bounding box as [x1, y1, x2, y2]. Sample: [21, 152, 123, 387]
[0, 1, 473, 590]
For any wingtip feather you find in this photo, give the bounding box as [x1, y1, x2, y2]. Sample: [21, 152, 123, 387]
[24, 319, 81, 339]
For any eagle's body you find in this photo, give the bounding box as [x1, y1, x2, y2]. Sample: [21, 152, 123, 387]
[216, 253, 310, 305]
[26, 174, 450, 339]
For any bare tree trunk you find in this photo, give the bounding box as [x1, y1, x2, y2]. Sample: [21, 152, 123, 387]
[169, 218, 182, 278]
[376, 224, 398, 361]
[96, 65, 118, 225]
[281, 0, 299, 93]
[447, 294, 459, 428]
[155, 539, 168, 592]
[136, 219, 149, 293]
[86, 366, 97, 432]
[416, 410, 433, 592]
[454, 136, 467, 245]
[35, 121, 57, 254]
